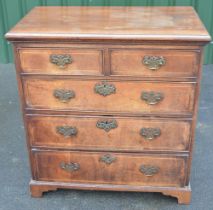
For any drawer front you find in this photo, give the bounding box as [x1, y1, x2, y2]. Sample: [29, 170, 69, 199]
[19, 48, 103, 75]
[23, 79, 195, 115]
[24, 78, 194, 114]
[28, 115, 191, 152]
[110, 49, 198, 77]
[34, 151, 187, 187]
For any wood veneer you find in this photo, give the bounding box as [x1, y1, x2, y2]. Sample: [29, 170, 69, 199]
[19, 48, 104, 75]
[5, 6, 211, 204]
[33, 151, 187, 187]
[23, 78, 195, 115]
[27, 115, 191, 152]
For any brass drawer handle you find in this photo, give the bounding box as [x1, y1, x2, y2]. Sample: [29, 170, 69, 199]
[94, 81, 116, 96]
[96, 119, 118, 132]
[50, 54, 72, 69]
[99, 154, 117, 165]
[141, 91, 164, 105]
[143, 55, 166, 70]
[60, 162, 80, 172]
[139, 165, 159, 177]
[56, 126, 77, 137]
[53, 89, 75, 103]
[140, 128, 161, 140]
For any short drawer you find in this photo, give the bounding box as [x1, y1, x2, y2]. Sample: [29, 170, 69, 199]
[33, 151, 187, 187]
[19, 48, 103, 75]
[27, 115, 191, 152]
[23, 78, 195, 116]
[110, 49, 199, 78]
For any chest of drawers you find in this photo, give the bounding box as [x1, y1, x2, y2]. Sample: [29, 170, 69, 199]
[6, 6, 211, 204]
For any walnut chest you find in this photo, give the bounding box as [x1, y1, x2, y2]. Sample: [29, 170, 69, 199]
[6, 6, 211, 204]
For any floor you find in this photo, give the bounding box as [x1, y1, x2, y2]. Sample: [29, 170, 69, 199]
[0, 64, 213, 210]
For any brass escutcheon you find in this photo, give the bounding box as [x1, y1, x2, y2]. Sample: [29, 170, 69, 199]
[94, 81, 116, 96]
[99, 154, 117, 165]
[96, 120, 118, 132]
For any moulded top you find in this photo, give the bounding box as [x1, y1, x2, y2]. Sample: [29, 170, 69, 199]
[5, 6, 211, 43]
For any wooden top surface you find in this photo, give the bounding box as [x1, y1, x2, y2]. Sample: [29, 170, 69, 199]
[6, 6, 211, 42]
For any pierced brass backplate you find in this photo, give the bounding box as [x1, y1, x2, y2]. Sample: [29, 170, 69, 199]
[139, 165, 159, 176]
[53, 89, 75, 103]
[56, 126, 77, 137]
[141, 91, 164, 105]
[50, 54, 72, 69]
[60, 162, 80, 172]
[143, 56, 166, 70]
[140, 127, 161, 140]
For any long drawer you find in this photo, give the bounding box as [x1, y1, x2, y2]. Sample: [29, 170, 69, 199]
[27, 115, 191, 152]
[33, 151, 187, 187]
[23, 78, 195, 115]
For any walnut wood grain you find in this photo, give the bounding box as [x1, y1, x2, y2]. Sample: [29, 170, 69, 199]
[27, 115, 191, 152]
[23, 78, 195, 115]
[5, 6, 211, 204]
[110, 49, 199, 77]
[33, 150, 187, 187]
[30, 183, 57, 198]
[5, 7, 211, 42]
[30, 179, 191, 204]
[162, 187, 191, 204]
[19, 48, 103, 75]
